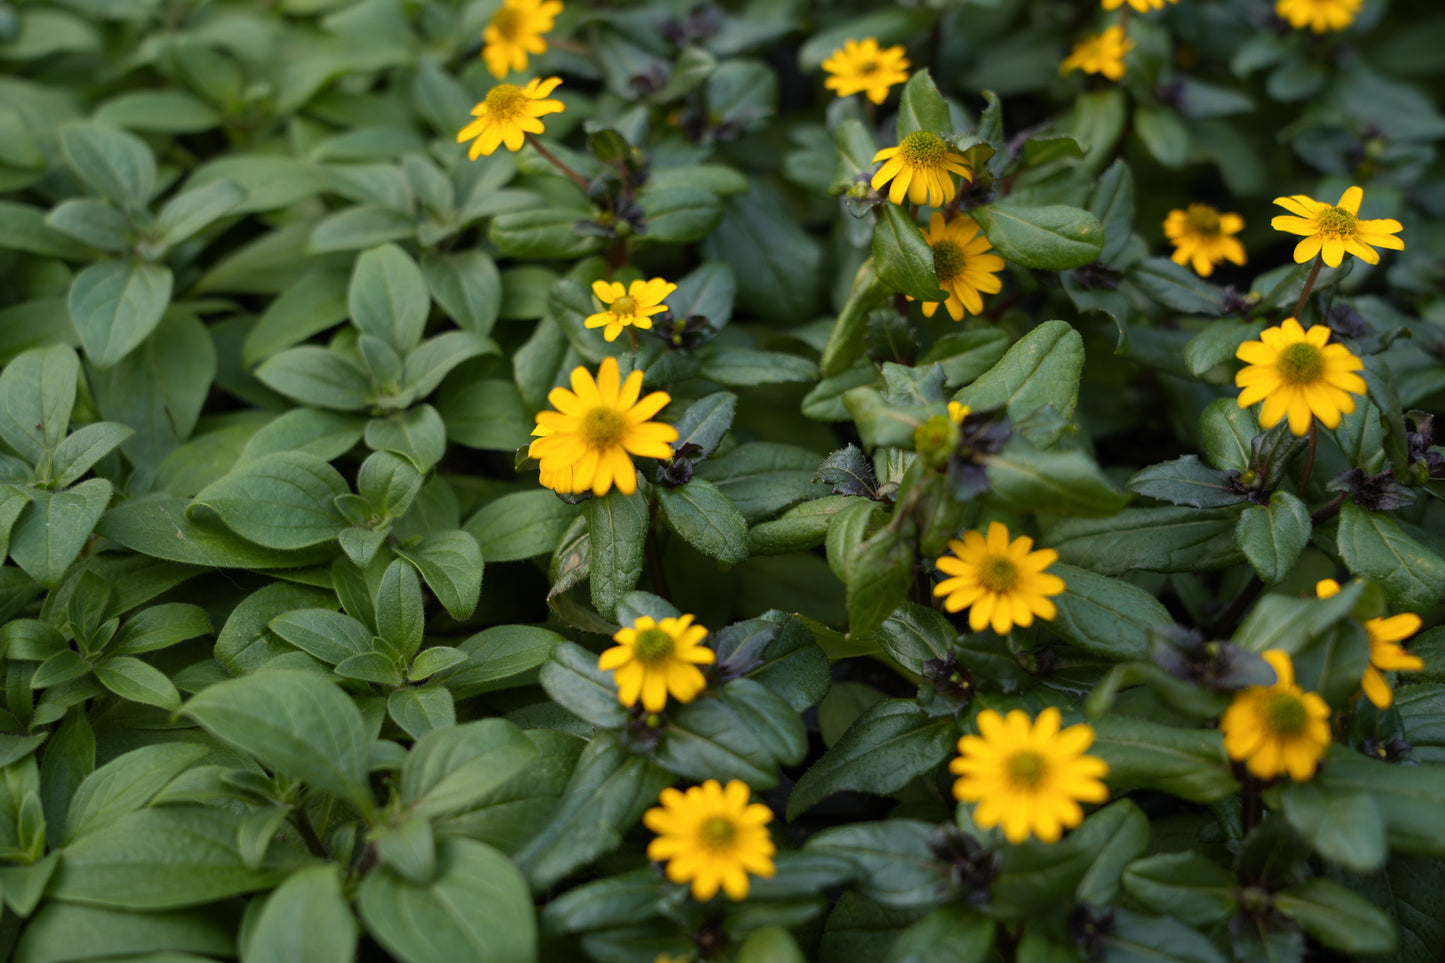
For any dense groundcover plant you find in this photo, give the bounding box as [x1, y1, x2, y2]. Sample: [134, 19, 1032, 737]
[0, 0, 1443, 959]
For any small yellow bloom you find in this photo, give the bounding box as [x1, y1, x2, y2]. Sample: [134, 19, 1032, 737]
[1272, 186, 1403, 268]
[1102, 0, 1177, 9]
[529, 357, 678, 497]
[947, 401, 971, 424]
[598, 613, 714, 712]
[1234, 317, 1366, 436]
[457, 77, 565, 159]
[482, 0, 564, 79]
[913, 213, 1006, 320]
[933, 521, 1066, 635]
[821, 38, 911, 105]
[643, 779, 776, 901]
[1275, 0, 1361, 33]
[1163, 204, 1247, 278]
[951, 707, 1109, 844]
[871, 132, 972, 207]
[586, 278, 675, 342]
[1060, 26, 1133, 81]
[1315, 579, 1424, 710]
[1221, 649, 1331, 781]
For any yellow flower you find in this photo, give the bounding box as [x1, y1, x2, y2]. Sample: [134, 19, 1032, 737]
[1271, 186, 1404, 268]
[947, 401, 971, 424]
[1221, 649, 1331, 781]
[933, 521, 1066, 635]
[1060, 26, 1133, 81]
[1102, 0, 1177, 9]
[482, 0, 564, 79]
[914, 213, 1005, 320]
[598, 614, 714, 713]
[1234, 317, 1366, 436]
[643, 779, 776, 900]
[1275, 0, 1361, 32]
[457, 77, 565, 159]
[951, 707, 1109, 844]
[1163, 204, 1247, 278]
[871, 132, 972, 207]
[586, 278, 675, 342]
[529, 357, 678, 497]
[821, 38, 911, 105]
[1315, 579, 1424, 710]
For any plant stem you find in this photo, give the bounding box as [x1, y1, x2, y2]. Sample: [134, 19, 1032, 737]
[646, 496, 672, 601]
[1211, 575, 1264, 638]
[525, 133, 590, 192]
[1297, 421, 1318, 494]
[294, 806, 327, 859]
[1292, 254, 1324, 320]
[1311, 491, 1346, 526]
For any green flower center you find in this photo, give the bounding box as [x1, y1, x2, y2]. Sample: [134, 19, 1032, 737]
[632, 627, 676, 665]
[485, 84, 527, 121]
[858, 60, 880, 75]
[612, 295, 638, 316]
[699, 816, 736, 850]
[1276, 342, 1325, 387]
[978, 555, 1018, 594]
[899, 130, 947, 167]
[581, 405, 626, 448]
[491, 6, 521, 39]
[1186, 205, 1221, 236]
[1317, 205, 1357, 238]
[1006, 750, 1046, 788]
[932, 240, 965, 283]
[1264, 692, 1308, 736]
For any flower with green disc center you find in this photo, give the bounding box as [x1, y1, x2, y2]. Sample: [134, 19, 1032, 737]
[631, 627, 676, 666]
[581, 406, 626, 448]
[1275, 342, 1325, 386]
[1005, 750, 1047, 788]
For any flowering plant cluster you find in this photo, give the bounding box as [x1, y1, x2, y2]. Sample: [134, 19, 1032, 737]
[0, 0, 1441, 961]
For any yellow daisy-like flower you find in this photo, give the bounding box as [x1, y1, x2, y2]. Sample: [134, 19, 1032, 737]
[821, 38, 911, 105]
[870, 132, 972, 207]
[951, 707, 1109, 844]
[1271, 185, 1404, 268]
[1275, 0, 1361, 33]
[915, 213, 1005, 321]
[586, 278, 675, 342]
[643, 779, 776, 901]
[1060, 26, 1133, 81]
[529, 357, 678, 497]
[1102, 0, 1177, 9]
[598, 613, 714, 712]
[482, 0, 564, 79]
[1163, 204, 1247, 278]
[457, 77, 565, 159]
[1315, 579, 1424, 710]
[1234, 317, 1367, 436]
[933, 521, 1066, 635]
[1221, 649, 1331, 781]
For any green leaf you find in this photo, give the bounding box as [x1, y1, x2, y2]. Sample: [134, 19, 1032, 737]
[242, 269, 350, 368]
[654, 679, 805, 788]
[1336, 502, 1445, 613]
[350, 243, 429, 354]
[45, 199, 131, 251]
[805, 820, 943, 909]
[1236, 491, 1311, 584]
[740, 926, 809, 963]
[254, 347, 374, 411]
[464, 490, 580, 563]
[182, 670, 371, 812]
[268, 609, 370, 665]
[584, 489, 648, 619]
[887, 906, 994, 963]
[245, 864, 357, 963]
[65, 743, 210, 842]
[669, 392, 737, 458]
[1101, 910, 1229, 963]
[873, 203, 948, 302]
[1091, 716, 1237, 802]
[788, 700, 956, 819]
[700, 182, 823, 325]
[636, 185, 723, 244]
[0, 344, 79, 463]
[436, 379, 531, 451]
[12, 902, 235, 963]
[539, 641, 628, 729]
[359, 838, 535, 963]
[375, 558, 425, 661]
[1274, 878, 1397, 956]
[1122, 851, 1239, 926]
[488, 208, 603, 260]
[108, 603, 211, 656]
[68, 261, 174, 370]
[1128, 455, 1245, 508]
[50, 804, 282, 909]
[94, 89, 221, 133]
[1046, 507, 1242, 576]
[1047, 564, 1171, 661]
[397, 531, 483, 621]
[387, 687, 455, 740]
[93, 656, 181, 710]
[990, 801, 1148, 918]
[986, 443, 1129, 517]
[60, 123, 156, 208]
[895, 69, 952, 139]
[1184, 319, 1264, 377]
[192, 451, 347, 550]
[971, 203, 1104, 271]
[365, 405, 448, 471]
[821, 260, 889, 378]
[876, 603, 954, 674]
[97, 494, 334, 571]
[956, 320, 1083, 443]
[401, 718, 539, 820]
[9, 479, 112, 589]
[657, 479, 748, 565]
[847, 527, 912, 640]
[1280, 781, 1386, 874]
[445, 625, 562, 698]
[422, 250, 501, 338]
[154, 179, 244, 250]
[48, 422, 134, 489]
[697, 347, 819, 387]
